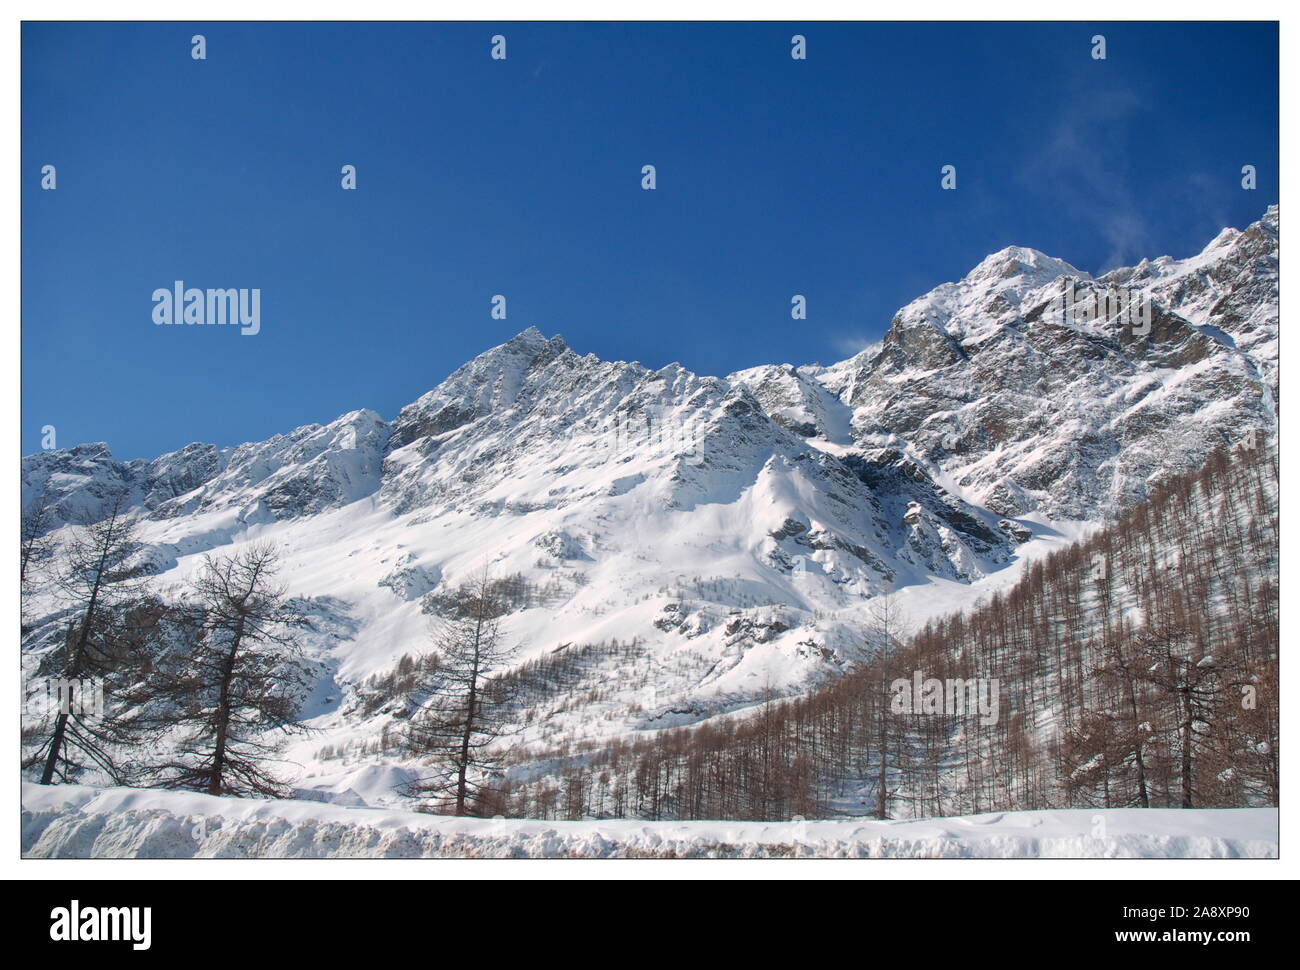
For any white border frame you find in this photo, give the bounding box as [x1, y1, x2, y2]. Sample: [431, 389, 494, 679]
[5, 2, 1291, 881]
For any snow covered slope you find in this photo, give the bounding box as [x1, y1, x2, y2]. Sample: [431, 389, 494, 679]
[21, 209, 1279, 791]
[21, 783, 1278, 859]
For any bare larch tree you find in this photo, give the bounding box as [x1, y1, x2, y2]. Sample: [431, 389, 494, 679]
[29, 491, 152, 785]
[151, 543, 314, 797]
[401, 569, 517, 816]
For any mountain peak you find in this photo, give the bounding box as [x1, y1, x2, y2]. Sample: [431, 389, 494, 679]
[505, 326, 565, 352]
[964, 246, 1088, 285]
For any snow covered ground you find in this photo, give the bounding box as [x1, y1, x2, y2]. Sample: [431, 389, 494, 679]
[22, 783, 1277, 859]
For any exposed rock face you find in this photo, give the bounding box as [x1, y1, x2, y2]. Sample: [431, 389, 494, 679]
[737, 207, 1278, 520]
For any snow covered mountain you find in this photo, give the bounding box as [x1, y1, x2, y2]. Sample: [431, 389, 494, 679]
[735, 205, 1277, 520]
[21, 207, 1279, 799]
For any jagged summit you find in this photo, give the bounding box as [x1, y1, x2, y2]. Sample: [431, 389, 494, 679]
[963, 245, 1089, 286]
[24, 207, 1278, 527]
[502, 325, 565, 352]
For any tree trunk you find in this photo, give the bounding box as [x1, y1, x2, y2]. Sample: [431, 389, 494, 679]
[208, 617, 245, 795]
[875, 705, 889, 820]
[455, 611, 485, 815]
[40, 560, 105, 785]
[1179, 686, 1194, 809]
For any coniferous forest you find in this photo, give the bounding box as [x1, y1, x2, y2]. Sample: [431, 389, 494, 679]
[490, 443, 1278, 821]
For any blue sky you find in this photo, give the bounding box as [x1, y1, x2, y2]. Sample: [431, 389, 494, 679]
[22, 21, 1278, 460]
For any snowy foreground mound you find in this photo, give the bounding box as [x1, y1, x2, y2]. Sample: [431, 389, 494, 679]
[22, 784, 1277, 859]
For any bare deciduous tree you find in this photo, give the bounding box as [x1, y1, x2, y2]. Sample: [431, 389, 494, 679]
[149, 543, 314, 797]
[20, 487, 57, 610]
[29, 492, 151, 785]
[401, 569, 517, 816]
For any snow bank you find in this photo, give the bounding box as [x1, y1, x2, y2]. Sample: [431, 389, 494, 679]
[21, 783, 1277, 859]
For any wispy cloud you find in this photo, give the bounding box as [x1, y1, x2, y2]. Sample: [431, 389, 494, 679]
[1018, 84, 1153, 272]
[828, 333, 880, 359]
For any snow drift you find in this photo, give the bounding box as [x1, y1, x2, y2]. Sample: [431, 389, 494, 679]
[21, 784, 1278, 859]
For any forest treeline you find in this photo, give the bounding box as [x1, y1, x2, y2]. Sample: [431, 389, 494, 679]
[493, 442, 1278, 821]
